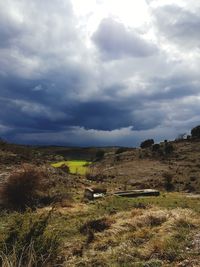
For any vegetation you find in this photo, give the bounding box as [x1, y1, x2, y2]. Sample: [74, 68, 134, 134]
[140, 139, 154, 149]
[191, 125, 200, 138]
[95, 150, 105, 160]
[152, 143, 160, 152]
[56, 163, 70, 173]
[164, 142, 174, 155]
[163, 172, 174, 191]
[51, 160, 91, 175]
[1, 126, 200, 265]
[115, 147, 129, 154]
[0, 210, 60, 267]
[1, 165, 44, 211]
[0, 193, 200, 266]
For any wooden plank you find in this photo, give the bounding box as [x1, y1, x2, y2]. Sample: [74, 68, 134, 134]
[114, 189, 160, 197]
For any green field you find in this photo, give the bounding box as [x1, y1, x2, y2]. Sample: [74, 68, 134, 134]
[51, 160, 91, 175]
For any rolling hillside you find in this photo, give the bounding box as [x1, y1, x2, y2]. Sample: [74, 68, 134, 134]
[0, 138, 200, 266]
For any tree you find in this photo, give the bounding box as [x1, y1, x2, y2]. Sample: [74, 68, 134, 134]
[140, 139, 154, 149]
[191, 125, 200, 138]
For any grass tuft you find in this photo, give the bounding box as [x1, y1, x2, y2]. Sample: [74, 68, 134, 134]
[0, 210, 61, 267]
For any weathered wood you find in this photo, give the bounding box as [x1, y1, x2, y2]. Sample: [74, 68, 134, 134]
[84, 188, 94, 200]
[114, 189, 160, 197]
[84, 188, 159, 200]
[84, 187, 106, 200]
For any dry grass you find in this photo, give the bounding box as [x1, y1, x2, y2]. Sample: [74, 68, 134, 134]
[91, 139, 200, 193]
[0, 242, 38, 267]
[0, 210, 60, 267]
[65, 206, 200, 266]
[1, 140, 200, 266]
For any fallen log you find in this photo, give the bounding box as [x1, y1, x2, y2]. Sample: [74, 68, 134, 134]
[113, 189, 160, 197]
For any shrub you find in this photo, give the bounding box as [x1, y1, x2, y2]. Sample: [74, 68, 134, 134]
[140, 139, 154, 149]
[184, 182, 195, 192]
[164, 143, 174, 155]
[191, 125, 200, 138]
[1, 164, 44, 210]
[95, 150, 105, 161]
[85, 172, 107, 182]
[163, 172, 174, 191]
[152, 144, 160, 152]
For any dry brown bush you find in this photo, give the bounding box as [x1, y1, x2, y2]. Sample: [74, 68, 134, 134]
[1, 164, 45, 210]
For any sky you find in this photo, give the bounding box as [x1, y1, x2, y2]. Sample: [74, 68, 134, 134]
[0, 0, 200, 147]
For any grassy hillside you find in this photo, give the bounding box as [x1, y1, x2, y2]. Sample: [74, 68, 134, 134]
[0, 138, 200, 266]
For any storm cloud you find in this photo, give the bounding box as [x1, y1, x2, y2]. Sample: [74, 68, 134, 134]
[0, 0, 200, 146]
[92, 18, 157, 59]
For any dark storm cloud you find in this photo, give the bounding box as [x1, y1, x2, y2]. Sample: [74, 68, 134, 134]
[146, 75, 200, 101]
[71, 100, 135, 131]
[1, 67, 199, 145]
[1, 0, 200, 146]
[92, 18, 157, 60]
[0, 0, 79, 80]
